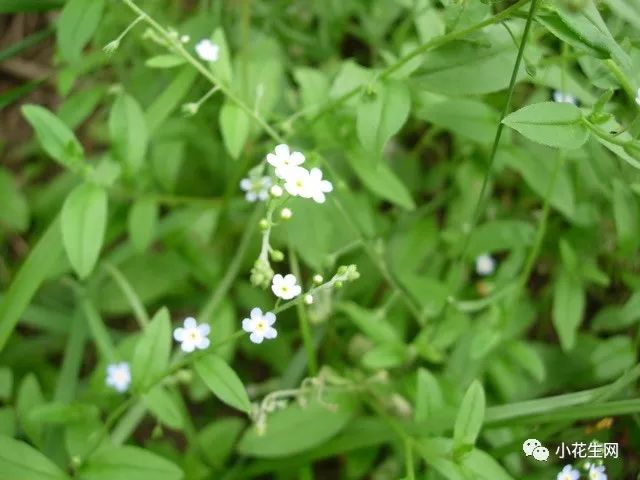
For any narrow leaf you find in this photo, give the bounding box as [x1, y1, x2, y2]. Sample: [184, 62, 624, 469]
[194, 354, 251, 413]
[61, 183, 108, 279]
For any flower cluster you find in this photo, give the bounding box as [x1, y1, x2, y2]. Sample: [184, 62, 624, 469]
[240, 144, 333, 206]
[556, 463, 608, 480]
[267, 144, 333, 203]
[553, 90, 577, 105]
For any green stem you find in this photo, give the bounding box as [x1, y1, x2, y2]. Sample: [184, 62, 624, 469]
[289, 248, 318, 376]
[103, 262, 149, 328]
[519, 153, 564, 288]
[449, 0, 539, 294]
[605, 59, 637, 101]
[81, 298, 117, 362]
[120, 0, 285, 144]
[198, 206, 262, 322]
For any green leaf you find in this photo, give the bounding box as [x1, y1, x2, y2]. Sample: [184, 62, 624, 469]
[198, 418, 245, 468]
[132, 308, 171, 390]
[16, 374, 45, 446]
[56, 0, 104, 62]
[210, 28, 232, 84]
[415, 368, 444, 423]
[294, 67, 330, 118]
[347, 151, 415, 210]
[143, 386, 184, 430]
[238, 394, 355, 457]
[61, 183, 108, 279]
[194, 354, 251, 413]
[415, 96, 499, 145]
[612, 179, 640, 254]
[552, 1, 631, 69]
[0, 217, 64, 352]
[78, 445, 183, 480]
[502, 102, 589, 149]
[145, 68, 198, 133]
[0, 435, 70, 480]
[356, 80, 410, 156]
[0, 368, 12, 401]
[128, 197, 158, 253]
[219, 102, 249, 159]
[145, 54, 186, 69]
[21, 104, 84, 169]
[466, 220, 535, 258]
[0, 0, 63, 13]
[416, 25, 523, 95]
[453, 380, 485, 451]
[0, 167, 29, 232]
[109, 93, 149, 173]
[552, 267, 585, 351]
[337, 302, 401, 344]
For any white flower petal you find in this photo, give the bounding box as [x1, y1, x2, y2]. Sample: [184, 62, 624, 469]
[264, 312, 276, 325]
[197, 337, 210, 349]
[181, 340, 196, 353]
[242, 318, 252, 332]
[249, 331, 264, 344]
[240, 178, 251, 191]
[250, 307, 263, 320]
[184, 317, 197, 329]
[264, 326, 277, 339]
[274, 144, 290, 158]
[173, 328, 185, 341]
[290, 151, 305, 166]
[198, 323, 210, 336]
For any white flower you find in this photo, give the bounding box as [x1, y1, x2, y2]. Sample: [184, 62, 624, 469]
[307, 168, 333, 203]
[195, 39, 219, 62]
[173, 317, 210, 353]
[588, 465, 607, 480]
[240, 176, 272, 202]
[553, 91, 577, 105]
[280, 207, 292, 220]
[283, 167, 313, 197]
[635, 87, 640, 106]
[475, 253, 496, 276]
[106, 362, 131, 393]
[271, 273, 302, 300]
[242, 308, 277, 344]
[266, 144, 305, 179]
[557, 465, 580, 480]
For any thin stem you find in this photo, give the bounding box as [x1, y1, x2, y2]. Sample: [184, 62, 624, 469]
[289, 248, 318, 376]
[605, 59, 637, 102]
[449, 0, 539, 294]
[519, 152, 564, 288]
[120, 0, 285, 144]
[81, 298, 117, 362]
[103, 262, 149, 328]
[404, 437, 416, 480]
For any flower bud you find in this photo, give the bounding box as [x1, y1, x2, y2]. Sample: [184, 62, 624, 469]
[270, 250, 284, 262]
[259, 219, 270, 230]
[304, 294, 314, 305]
[280, 208, 292, 220]
[270, 185, 283, 197]
[312, 274, 323, 284]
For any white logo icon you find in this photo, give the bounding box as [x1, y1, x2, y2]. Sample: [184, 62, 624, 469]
[532, 446, 549, 461]
[522, 439, 550, 462]
[523, 438, 541, 456]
